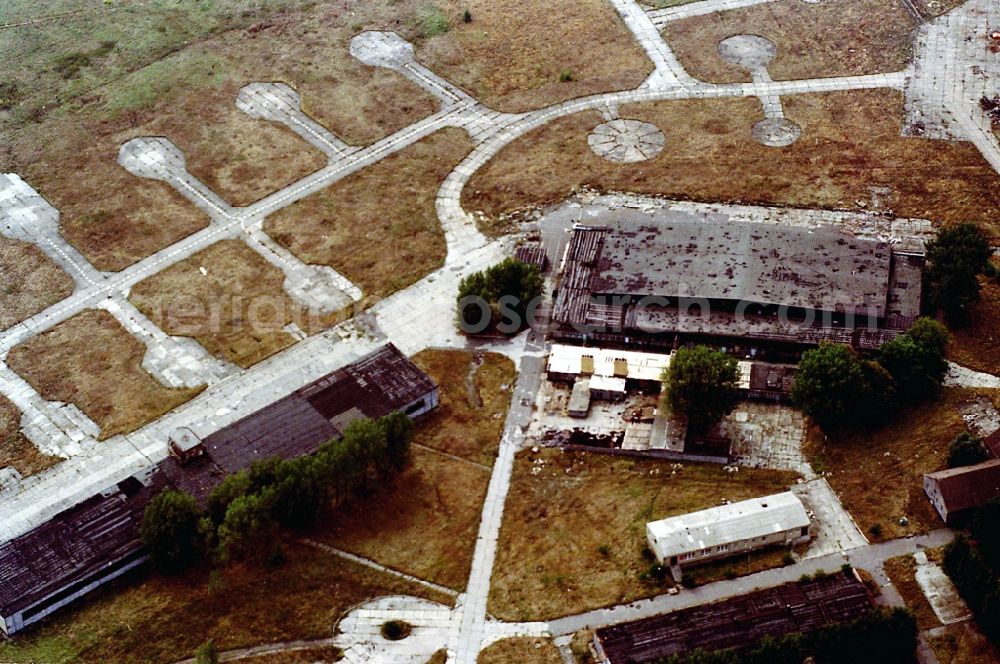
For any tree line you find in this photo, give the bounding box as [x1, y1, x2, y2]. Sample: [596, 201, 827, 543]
[791, 318, 950, 432]
[943, 499, 1000, 647]
[139, 412, 415, 572]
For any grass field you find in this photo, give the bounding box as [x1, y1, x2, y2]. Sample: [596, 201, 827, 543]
[0, 540, 449, 664]
[884, 554, 942, 632]
[950, 277, 1000, 375]
[488, 449, 798, 621]
[5, 309, 202, 439]
[311, 446, 490, 591]
[928, 621, 1000, 664]
[0, 237, 75, 331]
[129, 239, 303, 368]
[478, 638, 563, 664]
[0, 393, 62, 478]
[464, 91, 1000, 239]
[415, 0, 652, 113]
[411, 349, 516, 466]
[804, 388, 978, 542]
[0, 1, 438, 271]
[661, 0, 917, 84]
[265, 128, 472, 303]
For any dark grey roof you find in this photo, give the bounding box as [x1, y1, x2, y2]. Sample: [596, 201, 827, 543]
[0, 471, 166, 618]
[595, 570, 874, 664]
[587, 219, 892, 317]
[0, 344, 436, 620]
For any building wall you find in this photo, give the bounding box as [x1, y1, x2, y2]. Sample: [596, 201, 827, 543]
[2, 553, 149, 636]
[923, 476, 950, 525]
[402, 387, 439, 418]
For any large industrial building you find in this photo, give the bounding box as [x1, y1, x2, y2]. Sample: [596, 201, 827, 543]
[553, 217, 924, 355]
[0, 344, 437, 636]
[592, 569, 875, 664]
[646, 492, 811, 571]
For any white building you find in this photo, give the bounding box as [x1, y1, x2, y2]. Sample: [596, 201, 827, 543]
[547, 344, 752, 388]
[646, 492, 811, 569]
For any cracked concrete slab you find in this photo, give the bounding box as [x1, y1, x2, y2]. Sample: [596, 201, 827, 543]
[913, 550, 972, 625]
[0, 173, 106, 289]
[588, 118, 666, 163]
[236, 82, 353, 157]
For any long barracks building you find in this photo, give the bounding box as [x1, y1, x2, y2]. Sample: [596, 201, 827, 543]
[0, 344, 437, 635]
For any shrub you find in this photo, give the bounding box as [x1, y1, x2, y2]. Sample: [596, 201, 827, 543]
[948, 432, 990, 468]
[416, 5, 450, 37]
[195, 639, 219, 664]
[559, 69, 574, 82]
[382, 620, 412, 640]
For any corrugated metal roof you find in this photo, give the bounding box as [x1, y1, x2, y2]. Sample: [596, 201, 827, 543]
[647, 492, 810, 559]
[595, 570, 873, 664]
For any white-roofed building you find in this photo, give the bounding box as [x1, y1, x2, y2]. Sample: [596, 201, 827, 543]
[646, 492, 811, 571]
[547, 344, 754, 389]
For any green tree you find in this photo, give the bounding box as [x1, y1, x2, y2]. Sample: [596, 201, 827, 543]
[925, 222, 993, 323]
[878, 319, 949, 404]
[342, 417, 388, 488]
[971, 499, 1000, 572]
[380, 411, 415, 476]
[216, 491, 277, 562]
[662, 346, 740, 435]
[270, 456, 326, 531]
[948, 432, 990, 468]
[139, 490, 204, 573]
[792, 342, 896, 431]
[206, 469, 252, 525]
[456, 258, 543, 335]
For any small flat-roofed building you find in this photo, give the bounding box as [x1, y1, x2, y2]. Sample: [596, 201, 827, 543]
[924, 459, 1000, 526]
[553, 218, 922, 354]
[0, 344, 437, 636]
[569, 378, 592, 418]
[593, 569, 874, 664]
[646, 492, 810, 568]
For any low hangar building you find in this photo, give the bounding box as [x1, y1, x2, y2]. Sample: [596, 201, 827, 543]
[646, 491, 811, 570]
[553, 216, 924, 355]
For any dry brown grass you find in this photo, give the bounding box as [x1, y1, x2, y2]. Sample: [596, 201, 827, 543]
[0, 236, 75, 330]
[312, 446, 490, 591]
[5, 309, 201, 439]
[464, 91, 1000, 239]
[950, 277, 1000, 375]
[416, 0, 652, 112]
[488, 449, 798, 621]
[0, 393, 62, 478]
[912, 0, 969, 18]
[0, 540, 449, 664]
[238, 646, 342, 664]
[928, 621, 1000, 664]
[661, 0, 917, 84]
[884, 554, 942, 631]
[478, 638, 563, 664]
[804, 388, 979, 543]
[2, 3, 439, 271]
[265, 128, 472, 302]
[411, 349, 516, 466]
[129, 239, 302, 368]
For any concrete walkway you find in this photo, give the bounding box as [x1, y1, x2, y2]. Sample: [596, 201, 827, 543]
[647, 0, 780, 26]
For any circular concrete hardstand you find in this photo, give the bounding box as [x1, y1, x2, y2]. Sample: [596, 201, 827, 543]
[718, 34, 778, 70]
[752, 118, 802, 147]
[588, 119, 666, 163]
